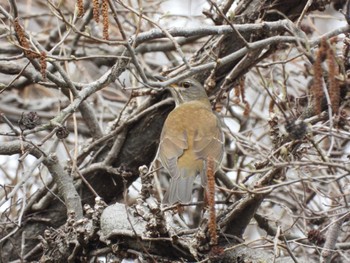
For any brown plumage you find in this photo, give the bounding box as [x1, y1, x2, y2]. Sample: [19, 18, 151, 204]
[158, 78, 224, 204]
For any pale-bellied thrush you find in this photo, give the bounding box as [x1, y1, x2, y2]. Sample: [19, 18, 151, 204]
[158, 78, 224, 204]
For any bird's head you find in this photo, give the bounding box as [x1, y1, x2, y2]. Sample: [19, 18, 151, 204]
[168, 78, 210, 105]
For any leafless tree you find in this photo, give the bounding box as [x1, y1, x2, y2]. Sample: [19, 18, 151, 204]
[1, 0, 350, 262]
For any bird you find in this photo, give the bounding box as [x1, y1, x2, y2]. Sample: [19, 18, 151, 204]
[158, 78, 224, 204]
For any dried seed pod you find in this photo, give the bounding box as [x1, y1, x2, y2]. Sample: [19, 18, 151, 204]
[18, 111, 40, 130]
[285, 119, 307, 140]
[102, 0, 109, 40]
[93, 0, 100, 23]
[77, 0, 84, 17]
[308, 229, 325, 245]
[56, 126, 69, 139]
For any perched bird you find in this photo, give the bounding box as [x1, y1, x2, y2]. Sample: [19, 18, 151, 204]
[158, 78, 224, 204]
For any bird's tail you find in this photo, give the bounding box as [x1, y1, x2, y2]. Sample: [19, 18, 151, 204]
[162, 174, 196, 204]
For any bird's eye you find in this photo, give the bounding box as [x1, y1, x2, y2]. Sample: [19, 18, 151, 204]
[182, 81, 191, 89]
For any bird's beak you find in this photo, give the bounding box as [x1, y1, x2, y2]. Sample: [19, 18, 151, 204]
[167, 84, 181, 104]
[166, 83, 179, 92]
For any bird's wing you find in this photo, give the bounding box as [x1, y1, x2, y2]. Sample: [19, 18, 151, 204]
[158, 130, 188, 177]
[193, 116, 225, 185]
[159, 130, 197, 204]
